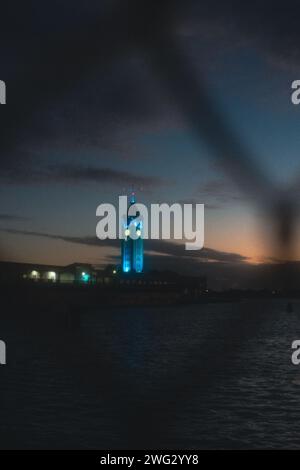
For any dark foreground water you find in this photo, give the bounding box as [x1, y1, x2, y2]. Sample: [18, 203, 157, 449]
[1, 299, 300, 449]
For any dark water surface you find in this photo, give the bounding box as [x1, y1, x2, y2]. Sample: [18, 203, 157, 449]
[1, 299, 300, 449]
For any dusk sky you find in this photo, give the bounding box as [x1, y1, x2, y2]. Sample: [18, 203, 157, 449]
[1, 1, 300, 281]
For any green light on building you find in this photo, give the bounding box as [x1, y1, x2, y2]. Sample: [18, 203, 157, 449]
[81, 271, 90, 282]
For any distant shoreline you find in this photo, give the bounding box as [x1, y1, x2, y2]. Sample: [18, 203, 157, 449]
[1, 282, 299, 311]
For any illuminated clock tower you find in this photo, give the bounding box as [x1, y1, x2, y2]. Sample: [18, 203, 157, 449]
[121, 192, 144, 273]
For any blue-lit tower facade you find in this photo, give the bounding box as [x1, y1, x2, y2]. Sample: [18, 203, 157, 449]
[121, 193, 144, 273]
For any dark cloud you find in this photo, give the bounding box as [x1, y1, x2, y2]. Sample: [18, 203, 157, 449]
[0, 164, 164, 189]
[0, 228, 248, 264]
[144, 239, 248, 264]
[0, 214, 30, 222]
